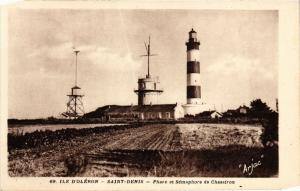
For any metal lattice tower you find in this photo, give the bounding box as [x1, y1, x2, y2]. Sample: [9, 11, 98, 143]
[63, 49, 85, 119]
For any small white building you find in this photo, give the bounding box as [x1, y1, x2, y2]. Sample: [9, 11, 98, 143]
[196, 110, 223, 119]
[210, 111, 223, 119]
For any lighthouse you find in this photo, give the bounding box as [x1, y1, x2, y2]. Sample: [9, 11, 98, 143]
[134, 36, 163, 106]
[183, 28, 208, 115]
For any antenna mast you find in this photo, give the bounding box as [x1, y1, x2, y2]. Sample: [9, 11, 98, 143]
[74, 49, 80, 86]
[141, 35, 157, 78]
[147, 36, 150, 77]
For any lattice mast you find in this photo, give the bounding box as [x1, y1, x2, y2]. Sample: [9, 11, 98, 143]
[64, 48, 84, 119]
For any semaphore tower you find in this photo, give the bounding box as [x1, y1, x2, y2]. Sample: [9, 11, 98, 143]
[134, 36, 163, 106]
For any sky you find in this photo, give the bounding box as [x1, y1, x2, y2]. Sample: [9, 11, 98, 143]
[8, 9, 278, 119]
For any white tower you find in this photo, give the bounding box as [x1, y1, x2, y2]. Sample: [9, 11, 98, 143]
[134, 36, 163, 106]
[183, 28, 208, 115]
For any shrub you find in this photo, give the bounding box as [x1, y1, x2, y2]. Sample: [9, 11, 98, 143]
[261, 111, 278, 146]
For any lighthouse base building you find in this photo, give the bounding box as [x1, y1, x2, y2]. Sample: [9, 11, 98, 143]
[183, 103, 210, 116]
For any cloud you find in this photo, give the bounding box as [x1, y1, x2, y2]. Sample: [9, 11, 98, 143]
[27, 42, 73, 59]
[206, 54, 276, 81]
[82, 45, 142, 73]
[202, 54, 277, 111]
[27, 42, 142, 75]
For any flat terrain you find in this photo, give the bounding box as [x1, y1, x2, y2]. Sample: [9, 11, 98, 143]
[8, 123, 277, 177]
[178, 123, 263, 149]
[8, 123, 125, 135]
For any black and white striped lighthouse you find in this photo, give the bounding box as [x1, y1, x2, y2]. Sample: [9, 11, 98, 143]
[186, 28, 201, 104]
[183, 28, 208, 115]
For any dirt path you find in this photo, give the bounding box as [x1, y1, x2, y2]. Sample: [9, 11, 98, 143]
[100, 124, 178, 151]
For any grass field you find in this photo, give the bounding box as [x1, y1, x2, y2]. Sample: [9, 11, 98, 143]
[8, 123, 278, 177]
[8, 123, 126, 135]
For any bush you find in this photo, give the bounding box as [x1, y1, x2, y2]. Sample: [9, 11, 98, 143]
[261, 112, 278, 146]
